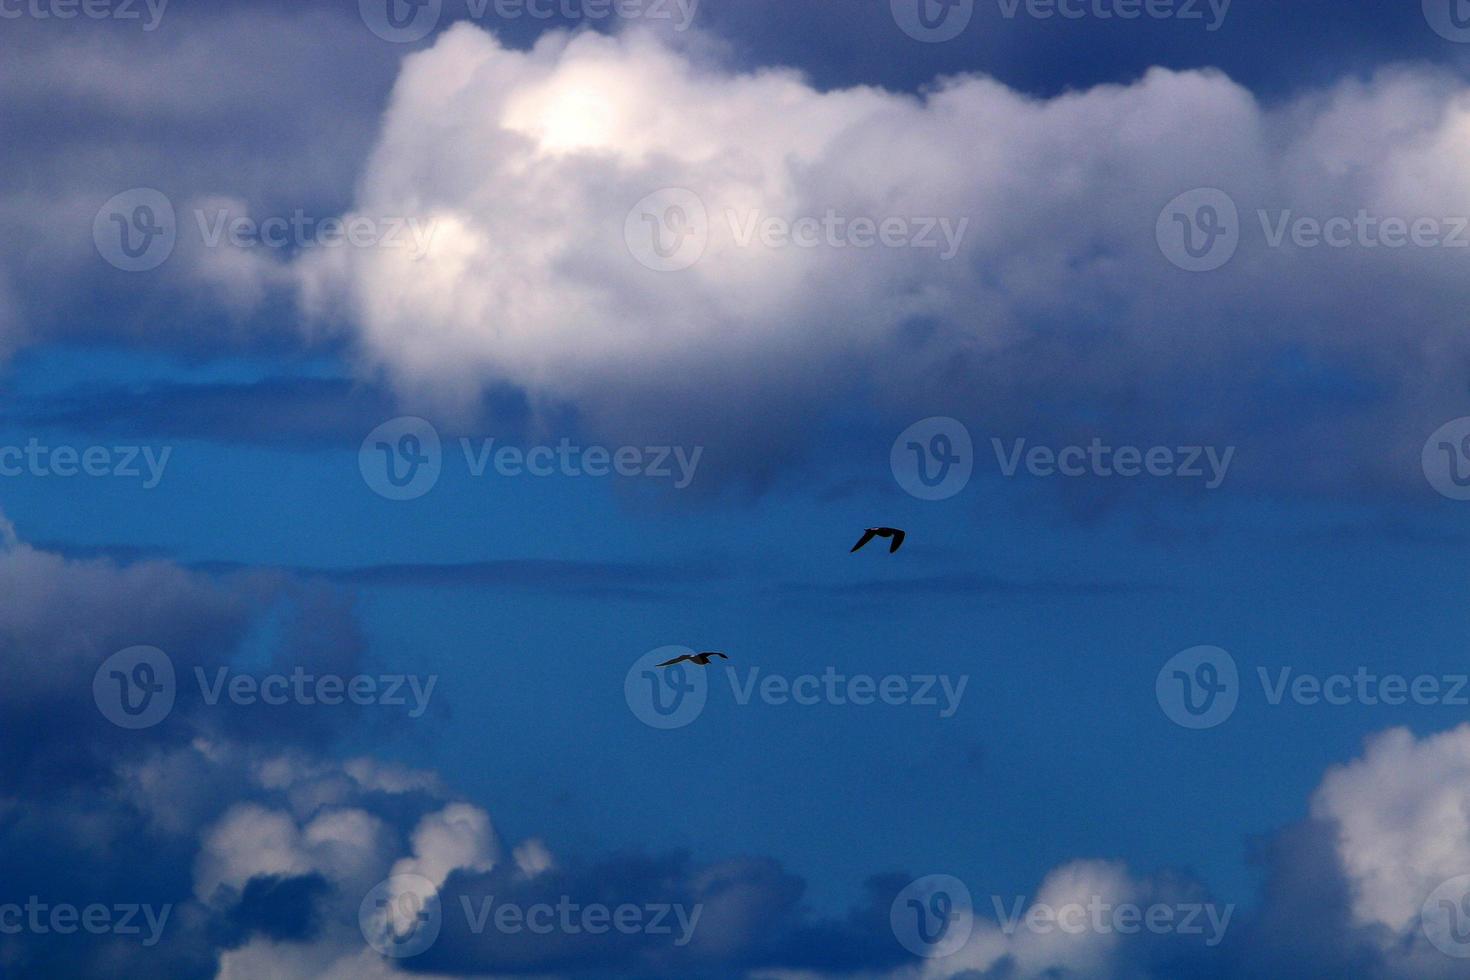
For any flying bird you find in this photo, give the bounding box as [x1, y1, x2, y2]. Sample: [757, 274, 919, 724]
[657, 651, 729, 667]
[851, 527, 906, 554]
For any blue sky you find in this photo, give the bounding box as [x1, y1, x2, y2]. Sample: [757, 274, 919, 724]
[6, 1, 1470, 977]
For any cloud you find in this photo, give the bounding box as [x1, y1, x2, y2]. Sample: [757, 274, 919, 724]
[236, 24, 1467, 496]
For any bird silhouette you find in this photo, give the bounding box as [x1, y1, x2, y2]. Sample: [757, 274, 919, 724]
[657, 651, 729, 667]
[851, 527, 906, 553]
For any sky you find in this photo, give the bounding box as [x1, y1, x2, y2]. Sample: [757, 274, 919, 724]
[5, 0, 1470, 977]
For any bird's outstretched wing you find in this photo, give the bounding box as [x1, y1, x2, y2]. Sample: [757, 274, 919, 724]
[850, 529, 878, 553]
[657, 655, 694, 667]
[888, 529, 906, 553]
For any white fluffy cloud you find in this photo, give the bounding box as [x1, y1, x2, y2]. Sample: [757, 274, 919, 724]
[272, 24, 1470, 490]
[1313, 725, 1470, 937]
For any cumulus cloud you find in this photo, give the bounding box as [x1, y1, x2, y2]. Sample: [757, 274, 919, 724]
[232, 24, 1466, 493]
